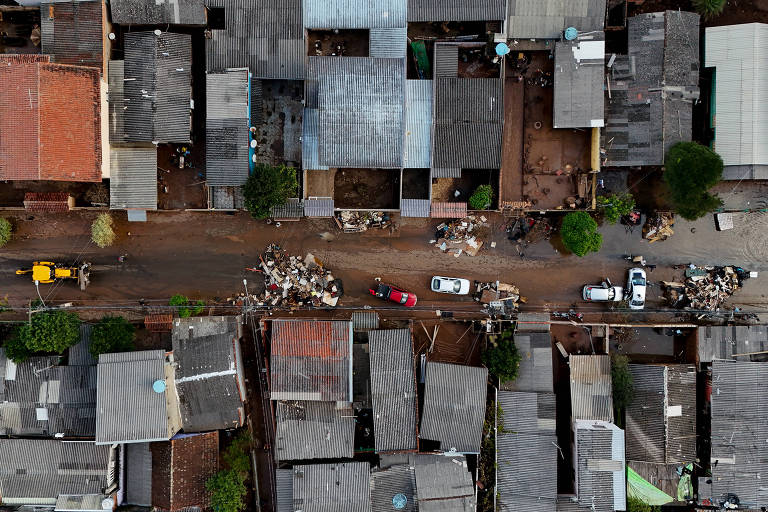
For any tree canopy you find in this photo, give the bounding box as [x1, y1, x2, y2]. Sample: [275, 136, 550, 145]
[90, 316, 136, 358]
[18, 311, 81, 354]
[0, 218, 11, 247]
[482, 330, 522, 383]
[469, 185, 494, 210]
[611, 353, 634, 426]
[242, 163, 298, 219]
[596, 192, 635, 224]
[692, 0, 726, 19]
[664, 142, 724, 220]
[206, 431, 251, 512]
[560, 211, 602, 257]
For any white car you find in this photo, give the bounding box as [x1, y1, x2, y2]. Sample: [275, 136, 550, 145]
[431, 276, 471, 295]
[582, 282, 624, 302]
[626, 268, 647, 310]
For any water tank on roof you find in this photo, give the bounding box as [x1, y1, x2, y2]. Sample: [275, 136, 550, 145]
[152, 380, 166, 393]
[495, 42, 510, 56]
[392, 494, 407, 509]
[101, 498, 114, 510]
[564, 27, 578, 40]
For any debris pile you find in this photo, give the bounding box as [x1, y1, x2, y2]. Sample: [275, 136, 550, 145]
[473, 281, 525, 318]
[663, 265, 752, 310]
[256, 244, 343, 308]
[432, 216, 489, 257]
[334, 211, 391, 233]
[643, 212, 675, 242]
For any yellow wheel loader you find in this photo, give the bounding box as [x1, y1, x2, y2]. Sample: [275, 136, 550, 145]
[16, 261, 91, 291]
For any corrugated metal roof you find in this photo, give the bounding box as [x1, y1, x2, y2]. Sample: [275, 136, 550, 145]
[304, 0, 407, 29]
[403, 80, 432, 168]
[370, 464, 417, 512]
[270, 320, 353, 402]
[497, 391, 558, 511]
[276, 469, 294, 512]
[711, 360, 768, 508]
[292, 462, 372, 512]
[124, 442, 152, 506]
[117, 32, 192, 143]
[434, 44, 458, 77]
[431, 168, 460, 178]
[400, 199, 431, 217]
[304, 198, 335, 217]
[306, 57, 405, 168]
[109, 0, 205, 24]
[271, 198, 305, 219]
[206, 69, 250, 187]
[419, 362, 487, 453]
[507, 0, 606, 39]
[302, 108, 329, 170]
[351, 311, 380, 331]
[515, 313, 551, 332]
[40, 0, 103, 68]
[501, 331, 554, 393]
[275, 400, 355, 461]
[697, 324, 768, 364]
[95, 350, 172, 444]
[0, 440, 111, 503]
[369, 28, 407, 58]
[109, 146, 158, 211]
[553, 35, 605, 129]
[369, 329, 417, 453]
[573, 420, 626, 512]
[407, 0, 506, 21]
[569, 355, 613, 423]
[430, 202, 467, 218]
[412, 454, 475, 505]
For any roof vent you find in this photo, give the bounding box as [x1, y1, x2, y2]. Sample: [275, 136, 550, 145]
[152, 380, 166, 393]
[564, 27, 578, 40]
[393, 493, 407, 509]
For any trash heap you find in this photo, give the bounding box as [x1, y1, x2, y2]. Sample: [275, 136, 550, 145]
[662, 265, 752, 310]
[473, 281, 525, 318]
[334, 211, 391, 233]
[432, 216, 489, 257]
[643, 212, 674, 242]
[257, 244, 343, 307]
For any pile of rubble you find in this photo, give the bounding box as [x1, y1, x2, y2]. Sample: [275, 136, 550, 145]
[473, 281, 525, 318]
[663, 265, 752, 310]
[334, 211, 391, 233]
[432, 216, 489, 257]
[643, 212, 674, 243]
[255, 244, 343, 308]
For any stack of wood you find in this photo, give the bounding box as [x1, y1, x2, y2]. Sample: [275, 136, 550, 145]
[643, 211, 675, 243]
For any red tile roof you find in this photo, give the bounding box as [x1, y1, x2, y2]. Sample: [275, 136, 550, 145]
[23, 192, 72, 212]
[431, 202, 468, 218]
[0, 57, 101, 182]
[145, 314, 174, 332]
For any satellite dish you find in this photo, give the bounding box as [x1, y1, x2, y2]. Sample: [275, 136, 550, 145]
[152, 380, 166, 393]
[392, 493, 407, 509]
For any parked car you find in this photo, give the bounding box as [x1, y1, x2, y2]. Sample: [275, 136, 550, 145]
[582, 281, 623, 302]
[430, 276, 471, 295]
[626, 268, 647, 310]
[369, 282, 417, 307]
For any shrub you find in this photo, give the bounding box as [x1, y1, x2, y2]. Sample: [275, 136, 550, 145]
[0, 218, 11, 247]
[242, 163, 298, 219]
[627, 495, 661, 512]
[91, 213, 116, 248]
[169, 294, 191, 318]
[560, 211, 602, 257]
[18, 311, 81, 354]
[207, 431, 251, 512]
[482, 330, 522, 382]
[469, 185, 494, 210]
[90, 316, 136, 358]
[692, 0, 726, 19]
[192, 300, 206, 316]
[611, 353, 633, 426]
[664, 142, 724, 220]
[3, 332, 32, 363]
[596, 193, 635, 224]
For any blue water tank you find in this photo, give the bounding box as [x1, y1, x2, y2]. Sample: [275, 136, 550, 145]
[495, 42, 510, 56]
[152, 380, 166, 393]
[392, 493, 407, 509]
[564, 27, 578, 40]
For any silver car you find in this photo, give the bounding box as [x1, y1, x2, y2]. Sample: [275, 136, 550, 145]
[431, 276, 471, 295]
[582, 282, 624, 302]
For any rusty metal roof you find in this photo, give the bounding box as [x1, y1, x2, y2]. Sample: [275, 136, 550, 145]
[430, 202, 467, 218]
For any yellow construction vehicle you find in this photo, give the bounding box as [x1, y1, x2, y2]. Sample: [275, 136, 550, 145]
[16, 261, 91, 291]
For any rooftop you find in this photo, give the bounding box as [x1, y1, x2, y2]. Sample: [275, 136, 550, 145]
[206, 69, 251, 187]
[502, 330, 553, 393]
[370, 464, 417, 512]
[292, 462, 372, 512]
[274, 400, 355, 461]
[109, 145, 158, 211]
[407, 0, 506, 22]
[109, 0, 206, 25]
[697, 324, 768, 365]
[303, 0, 407, 29]
[413, 454, 476, 511]
[40, 0, 103, 68]
[553, 34, 605, 129]
[507, 0, 605, 39]
[569, 355, 613, 423]
[573, 420, 626, 512]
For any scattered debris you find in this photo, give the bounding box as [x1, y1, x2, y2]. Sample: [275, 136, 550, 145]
[334, 211, 391, 233]
[643, 211, 675, 243]
[433, 216, 489, 257]
[662, 265, 752, 310]
[254, 244, 343, 308]
[474, 281, 526, 318]
[507, 216, 552, 244]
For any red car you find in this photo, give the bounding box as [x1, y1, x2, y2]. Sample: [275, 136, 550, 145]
[369, 282, 417, 307]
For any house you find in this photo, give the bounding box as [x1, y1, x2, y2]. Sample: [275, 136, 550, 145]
[290, 462, 372, 512]
[0, 439, 118, 509]
[626, 364, 696, 502]
[0, 55, 102, 182]
[705, 24, 768, 179]
[419, 362, 488, 453]
[496, 391, 557, 512]
[553, 32, 605, 129]
[502, 324, 554, 393]
[506, 0, 605, 40]
[570, 354, 613, 422]
[603, 11, 700, 167]
[412, 454, 476, 511]
[710, 360, 768, 508]
[270, 319, 353, 402]
[109, 145, 158, 212]
[108, 0, 205, 25]
[696, 324, 768, 367]
[95, 350, 181, 444]
[370, 464, 416, 512]
[274, 400, 355, 461]
[368, 328, 418, 453]
[407, 0, 505, 22]
[40, 0, 105, 70]
[206, 68, 252, 187]
[171, 315, 246, 432]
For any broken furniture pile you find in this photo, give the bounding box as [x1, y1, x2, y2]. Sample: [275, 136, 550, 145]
[474, 281, 525, 317]
[256, 244, 343, 307]
[334, 211, 391, 233]
[643, 211, 675, 242]
[662, 265, 751, 310]
[432, 215, 489, 258]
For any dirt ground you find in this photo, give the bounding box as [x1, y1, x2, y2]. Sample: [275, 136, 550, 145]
[0, 181, 108, 208]
[0, 8, 40, 55]
[402, 169, 430, 200]
[431, 170, 497, 204]
[304, 169, 336, 199]
[254, 81, 303, 167]
[333, 169, 400, 209]
[631, 0, 768, 26]
[307, 29, 368, 57]
[157, 145, 206, 209]
[500, 62, 525, 205]
[412, 319, 483, 366]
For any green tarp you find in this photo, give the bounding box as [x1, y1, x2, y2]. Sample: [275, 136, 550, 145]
[627, 466, 674, 506]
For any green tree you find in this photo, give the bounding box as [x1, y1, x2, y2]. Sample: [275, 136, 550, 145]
[596, 193, 635, 224]
[469, 184, 494, 210]
[91, 213, 116, 248]
[206, 469, 248, 512]
[18, 311, 81, 354]
[242, 163, 298, 219]
[192, 300, 206, 316]
[560, 211, 602, 257]
[169, 294, 191, 318]
[3, 332, 32, 363]
[664, 142, 724, 220]
[90, 316, 136, 358]
[692, 0, 726, 19]
[482, 330, 522, 382]
[0, 218, 12, 247]
[611, 353, 633, 426]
